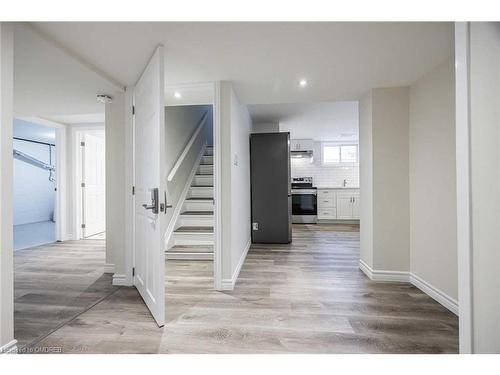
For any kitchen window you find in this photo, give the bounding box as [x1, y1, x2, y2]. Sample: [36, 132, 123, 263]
[322, 143, 358, 164]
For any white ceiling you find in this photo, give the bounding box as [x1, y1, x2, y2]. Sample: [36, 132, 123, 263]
[30, 22, 454, 106]
[13, 24, 119, 122]
[249, 102, 359, 141]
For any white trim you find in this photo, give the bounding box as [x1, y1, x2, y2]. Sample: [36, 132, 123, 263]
[167, 111, 208, 182]
[0, 339, 18, 354]
[221, 240, 251, 290]
[410, 273, 459, 315]
[213, 81, 223, 291]
[164, 143, 207, 250]
[454, 21, 474, 353]
[123, 86, 135, 287]
[358, 260, 410, 282]
[359, 260, 459, 315]
[104, 263, 115, 274]
[112, 274, 128, 286]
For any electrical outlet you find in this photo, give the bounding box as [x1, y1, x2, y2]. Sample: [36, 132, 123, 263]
[252, 222, 259, 230]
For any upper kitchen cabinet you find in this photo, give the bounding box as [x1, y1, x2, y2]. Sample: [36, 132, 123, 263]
[290, 139, 314, 152]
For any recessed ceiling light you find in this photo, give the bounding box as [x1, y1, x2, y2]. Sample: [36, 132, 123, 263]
[298, 79, 308, 88]
[174, 91, 182, 99]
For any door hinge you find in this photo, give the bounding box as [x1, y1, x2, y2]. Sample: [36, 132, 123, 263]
[81, 141, 85, 147]
[132, 186, 135, 195]
[81, 182, 85, 188]
[132, 267, 135, 277]
[81, 224, 86, 229]
[132, 105, 135, 115]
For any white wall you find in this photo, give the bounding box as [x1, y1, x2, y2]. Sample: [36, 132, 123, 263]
[468, 22, 500, 353]
[252, 122, 278, 133]
[105, 92, 126, 273]
[409, 57, 457, 301]
[13, 138, 55, 225]
[360, 87, 410, 272]
[219, 82, 251, 285]
[290, 141, 360, 188]
[230, 87, 252, 274]
[0, 22, 15, 352]
[359, 92, 373, 268]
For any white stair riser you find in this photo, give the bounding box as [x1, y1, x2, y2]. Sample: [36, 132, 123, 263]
[188, 188, 213, 198]
[173, 233, 214, 246]
[201, 156, 213, 164]
[198, 165, 213, 174]
[166, 252, 213, 260]
[193, 175, 213, 186]
[204, 149, 213, 156]
[178, 216, 214, 227]
[183, 201, 214, 212]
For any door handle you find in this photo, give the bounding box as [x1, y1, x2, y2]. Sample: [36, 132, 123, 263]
[160, 191, 172, 214]
[142, 188, 159, 214]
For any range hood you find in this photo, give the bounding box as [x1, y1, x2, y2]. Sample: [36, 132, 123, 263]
[291, 150, 313, 158]
[290, 139, 314, 158]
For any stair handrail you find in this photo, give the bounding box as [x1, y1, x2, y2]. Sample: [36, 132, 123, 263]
[167, 110, 209, 182]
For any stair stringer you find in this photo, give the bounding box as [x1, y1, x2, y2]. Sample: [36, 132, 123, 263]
[164, 143, 208, 251]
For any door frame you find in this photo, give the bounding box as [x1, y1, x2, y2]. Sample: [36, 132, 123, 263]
[71, 124, 105, 240]
[124, 80, 222, 290]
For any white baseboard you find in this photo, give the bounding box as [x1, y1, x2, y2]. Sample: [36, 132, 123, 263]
[104, 263, 115, 274]
[359, 260, 458, 315]
[359, 259, 410, 282]
[410, 273, 459, 315]
[221, 239, 251, 291]
[112, 274, 130, 286]
[164, 143, 208, 250]
[0, 339, 18, 354]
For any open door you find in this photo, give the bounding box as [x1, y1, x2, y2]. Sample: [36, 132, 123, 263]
[82, 133, 105, 238]
[133, 46, 166, 327]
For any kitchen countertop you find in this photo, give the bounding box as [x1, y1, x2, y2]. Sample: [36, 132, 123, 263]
[317, 186, 360, 189]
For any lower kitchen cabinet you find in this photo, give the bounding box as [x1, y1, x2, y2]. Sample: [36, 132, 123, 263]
[317, 189, 359, 221]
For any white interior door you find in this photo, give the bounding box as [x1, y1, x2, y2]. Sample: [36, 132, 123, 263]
[82, 132, 106, 238]
[133, 46, 166, 327]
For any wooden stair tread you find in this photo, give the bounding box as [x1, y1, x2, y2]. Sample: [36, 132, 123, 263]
[174, 226, 213, 233]
[185, 197, 213, 201]
[181, 211, 214, 216]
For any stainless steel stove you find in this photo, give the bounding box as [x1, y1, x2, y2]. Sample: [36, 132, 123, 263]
[291, 177, 317, 224]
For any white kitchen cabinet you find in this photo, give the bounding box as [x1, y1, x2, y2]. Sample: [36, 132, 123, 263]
[291, 139, 314, 151]
[351, 193, 360, 219]
[317, 188, 359, 221]
[336, 194, 353, 219]
[336, 191, 360, 220]
[317, 189, 337, 219]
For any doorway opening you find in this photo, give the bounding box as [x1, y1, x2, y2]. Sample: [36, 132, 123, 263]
[74, 128, 106, 240]
[12, 118, 57, 251]
[162, 82, 218, 322]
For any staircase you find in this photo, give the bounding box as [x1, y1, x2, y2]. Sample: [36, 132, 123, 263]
[166, 146, 214, 260]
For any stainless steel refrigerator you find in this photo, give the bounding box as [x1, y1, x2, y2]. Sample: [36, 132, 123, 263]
[250, 132, 292, 243]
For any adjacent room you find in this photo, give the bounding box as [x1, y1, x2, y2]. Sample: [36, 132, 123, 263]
[13, 119, 57, 251]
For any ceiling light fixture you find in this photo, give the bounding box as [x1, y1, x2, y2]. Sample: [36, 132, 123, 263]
[298, 79, 308, 88]
[174, 91, 182, 99]
[96, 94, 113, 104]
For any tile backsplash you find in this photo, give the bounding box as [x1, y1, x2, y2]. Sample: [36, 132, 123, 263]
[291, 142, 359, 188]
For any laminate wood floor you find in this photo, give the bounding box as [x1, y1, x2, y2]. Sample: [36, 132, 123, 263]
[30, 224, 458, 353]
[14, 239, 119, 352]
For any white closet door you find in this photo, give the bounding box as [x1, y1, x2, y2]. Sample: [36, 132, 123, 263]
[82, 133, 105, 238]
[133, 46, 167, 327]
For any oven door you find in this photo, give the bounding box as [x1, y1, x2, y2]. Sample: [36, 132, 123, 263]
[291, 190, 317, 223]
